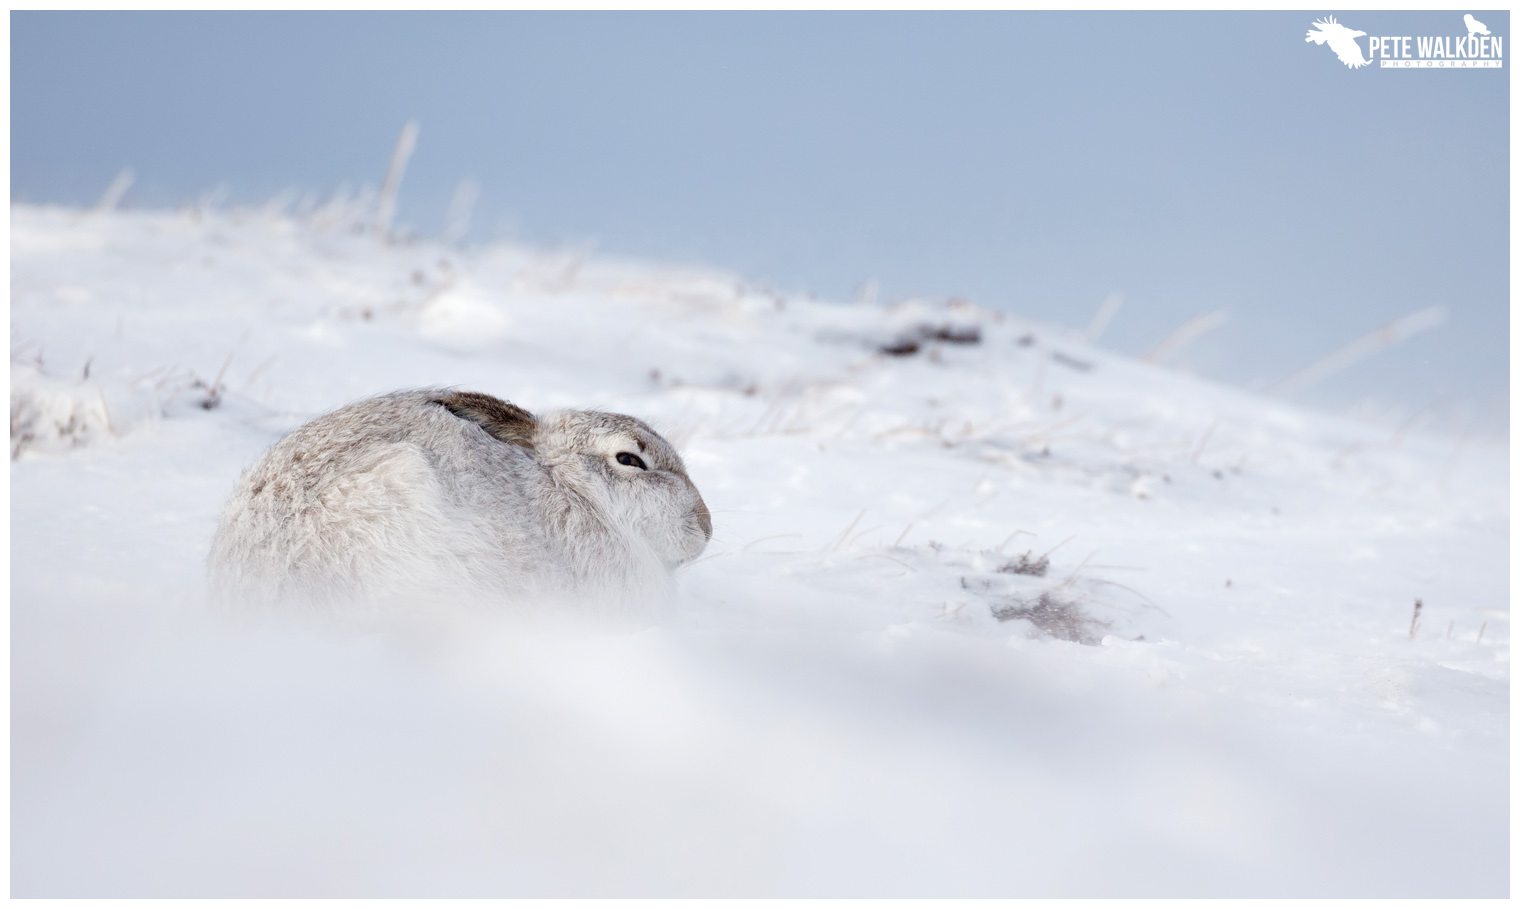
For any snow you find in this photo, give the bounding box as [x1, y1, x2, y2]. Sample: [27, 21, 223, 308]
[10, 202, 1508, 896]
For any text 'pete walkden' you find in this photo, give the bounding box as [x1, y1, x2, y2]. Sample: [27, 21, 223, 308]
[1372, 34, 1503, 68]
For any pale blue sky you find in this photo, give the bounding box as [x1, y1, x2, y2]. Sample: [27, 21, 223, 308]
[12, 12, 1510, 427]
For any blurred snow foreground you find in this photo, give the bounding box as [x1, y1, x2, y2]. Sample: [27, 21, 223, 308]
[10, 203, 1507, 897]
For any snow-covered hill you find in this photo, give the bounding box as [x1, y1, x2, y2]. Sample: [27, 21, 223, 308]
[10, 203, 1508, 896]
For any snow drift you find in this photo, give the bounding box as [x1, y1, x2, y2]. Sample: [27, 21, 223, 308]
[10, 203, 1508, 896]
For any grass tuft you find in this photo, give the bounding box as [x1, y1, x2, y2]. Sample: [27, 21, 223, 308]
[999, 550, 1050, 577]
[988, 590, 1109, 646]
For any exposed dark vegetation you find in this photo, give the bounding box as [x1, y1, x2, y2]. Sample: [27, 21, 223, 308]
[999, 550, 1050, 577]
[879, 322, 982, 356]
[989, 590, 1110, 645]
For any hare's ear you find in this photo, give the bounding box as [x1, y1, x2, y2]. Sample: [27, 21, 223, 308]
[432, 391, 537, 449]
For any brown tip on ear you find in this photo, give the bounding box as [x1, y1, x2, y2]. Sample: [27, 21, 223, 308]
[432, 391, 537, 448]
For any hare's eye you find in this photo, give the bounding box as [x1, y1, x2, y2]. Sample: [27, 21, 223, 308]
[615, 452, 648, 470]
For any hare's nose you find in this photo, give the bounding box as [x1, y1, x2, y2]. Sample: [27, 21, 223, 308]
[693, 494, 712, 540]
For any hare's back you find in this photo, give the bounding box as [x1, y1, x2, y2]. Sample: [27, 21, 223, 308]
[211, 390, 534, 604]
[248, 391, 451, 487]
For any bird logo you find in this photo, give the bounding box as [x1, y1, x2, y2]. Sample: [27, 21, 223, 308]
[1306, 16, 1371, 69]
[1464, 14, 1491, 38]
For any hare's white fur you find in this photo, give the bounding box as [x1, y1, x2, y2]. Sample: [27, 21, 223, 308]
[207, 389, 711, 611]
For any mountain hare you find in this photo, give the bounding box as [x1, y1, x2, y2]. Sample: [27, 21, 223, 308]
[208, 390, 711, 612]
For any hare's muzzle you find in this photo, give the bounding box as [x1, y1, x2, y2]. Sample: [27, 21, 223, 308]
[693, 494, 712, 541]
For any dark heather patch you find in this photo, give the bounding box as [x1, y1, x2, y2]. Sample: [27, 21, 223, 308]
[880, 340, 921, 356]
[923, 324, 981, 345]
[433, 391, 537, 449]
[999, 551, 1050, 577]
[985, 590, 1109, 646]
